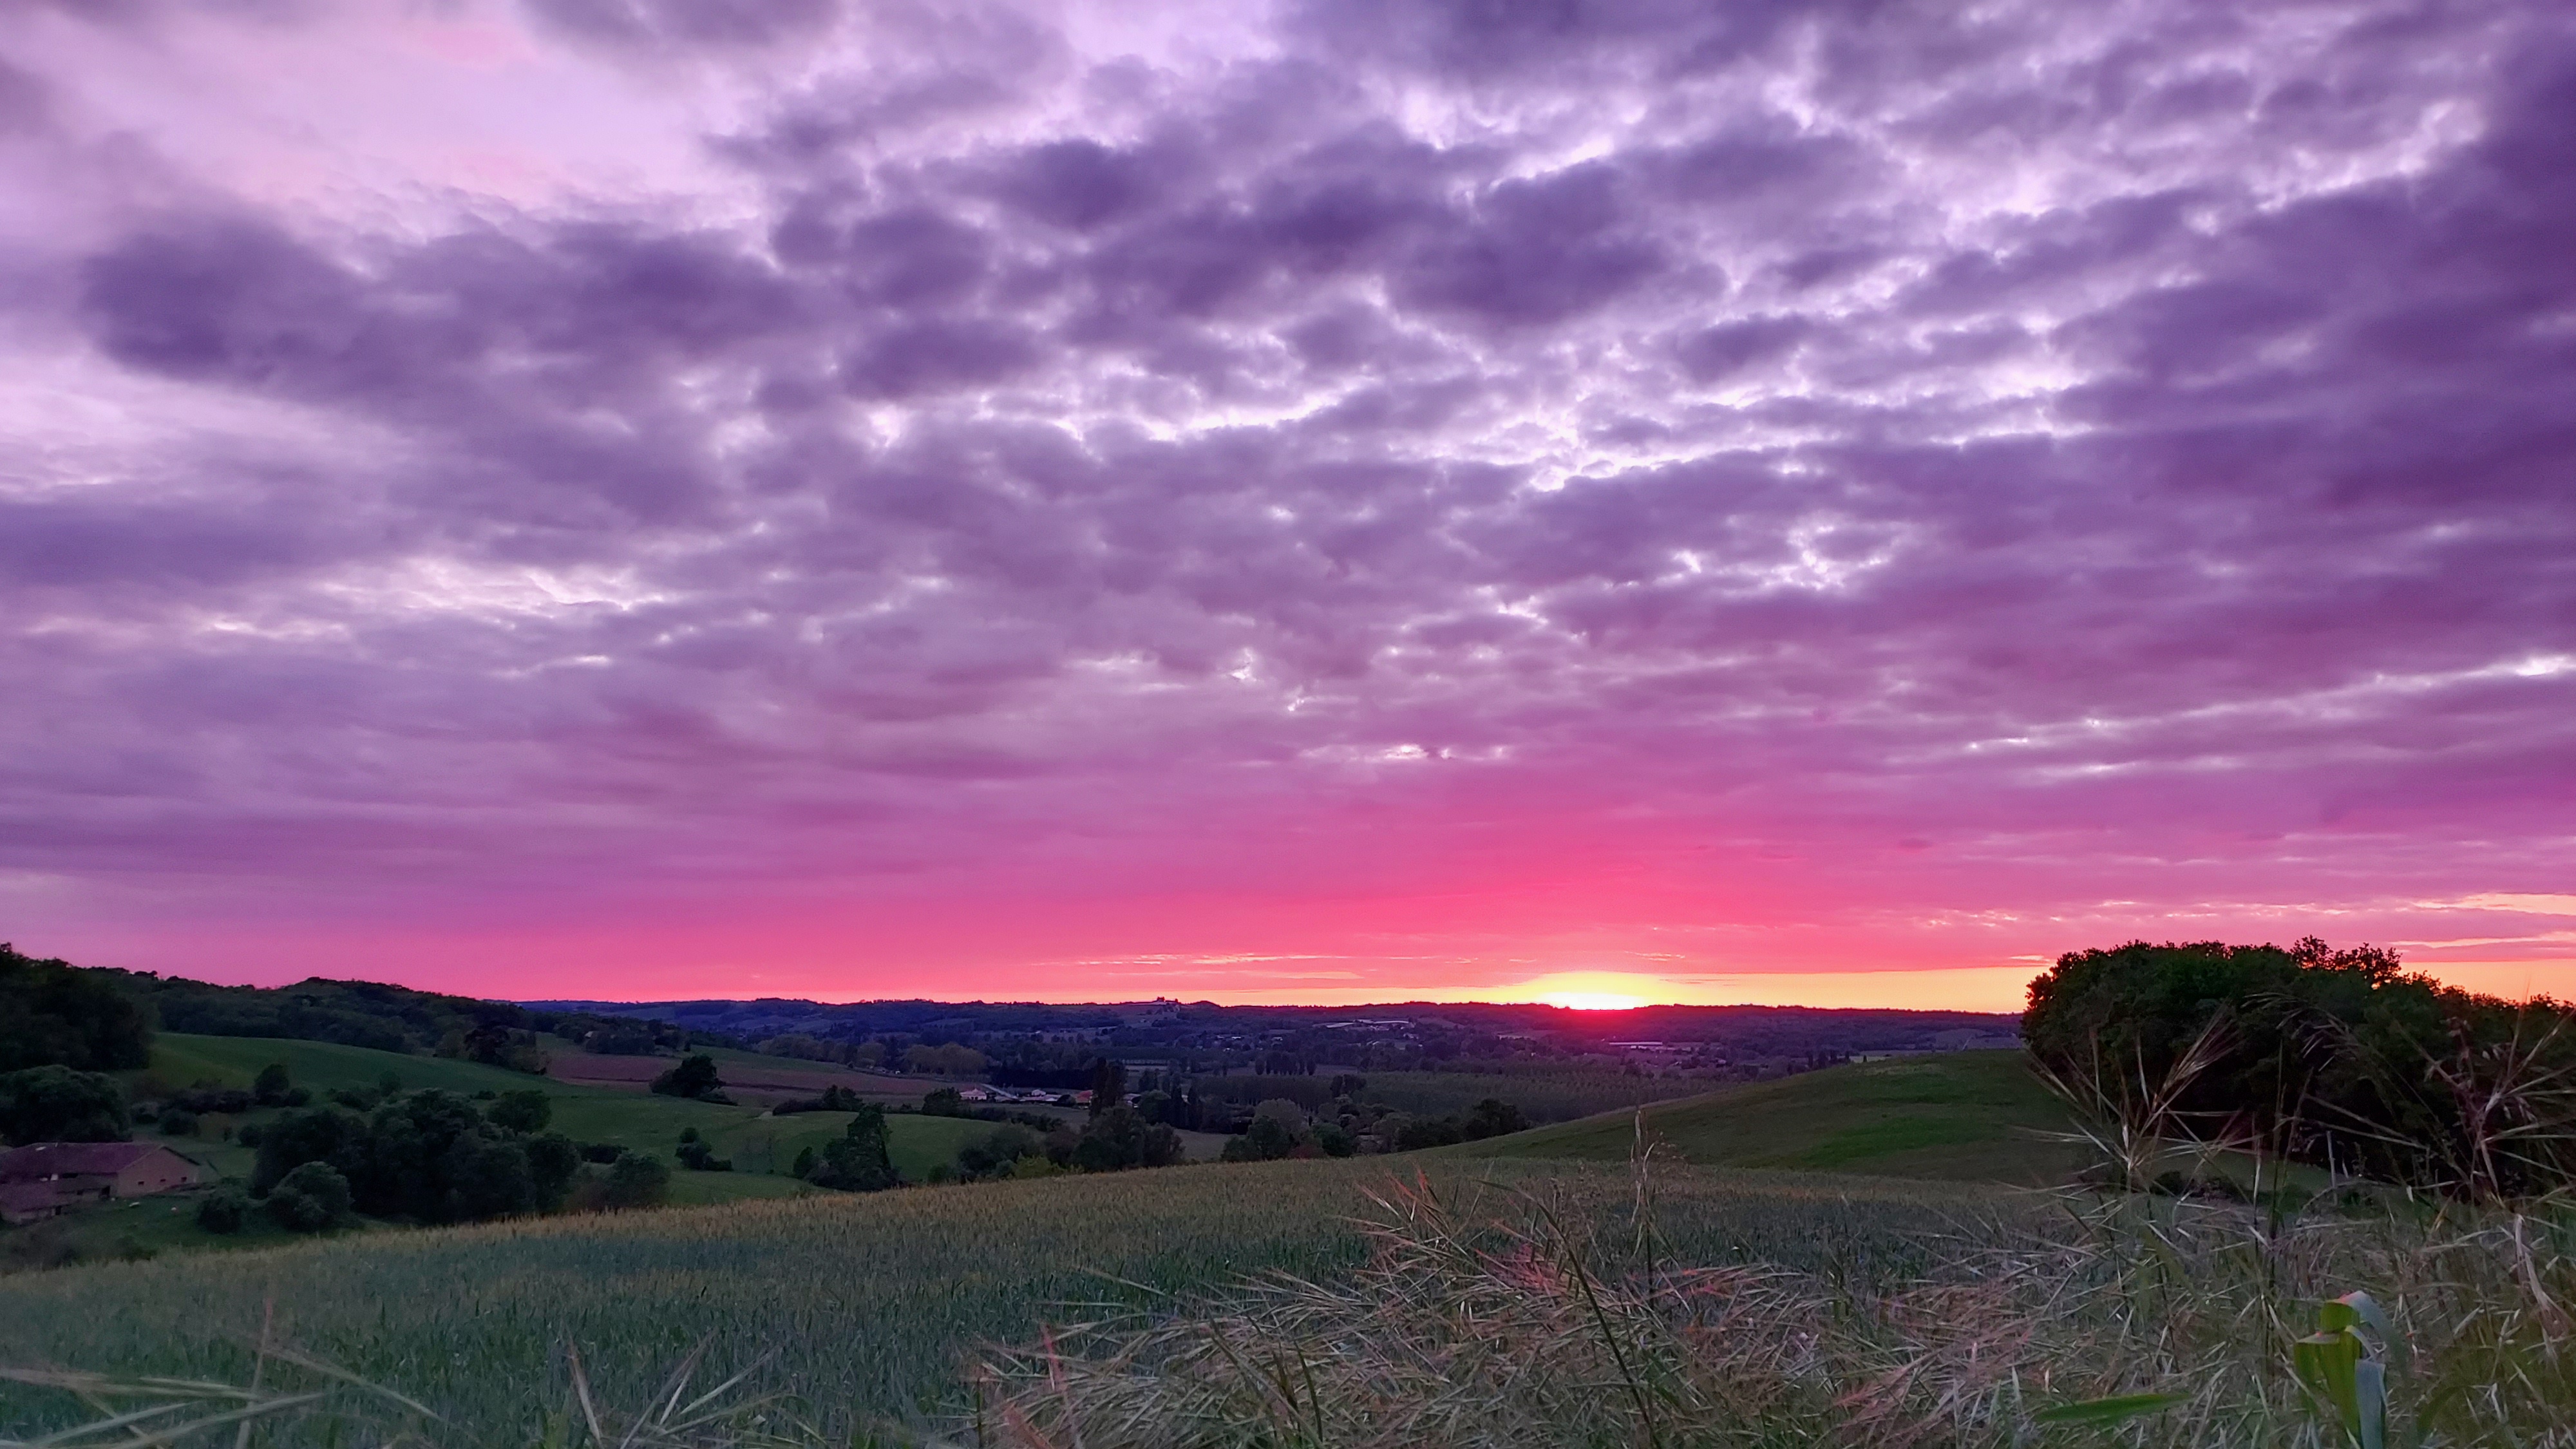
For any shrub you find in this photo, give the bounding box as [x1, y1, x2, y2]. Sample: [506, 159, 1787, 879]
[264, 1162, 351, 1232]
[485, 1090, 551, 1133]
[601, 1151, 668, 1209]
[252, 1063, 293, 1106]
[158, 1109, 199, 1137]
[193, 1185, 249, 1235]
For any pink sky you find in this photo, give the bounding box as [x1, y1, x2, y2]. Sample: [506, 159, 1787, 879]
[1, 0, 2570, 1012]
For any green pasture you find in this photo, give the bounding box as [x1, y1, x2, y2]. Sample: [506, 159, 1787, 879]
[1457, 1050, 2088, 1182]
[0, 1158, 2025, 1441]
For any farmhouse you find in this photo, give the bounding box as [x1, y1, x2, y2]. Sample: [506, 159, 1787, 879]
[0, 1141, 207, 1215]
[0, 1181, 64, 1226]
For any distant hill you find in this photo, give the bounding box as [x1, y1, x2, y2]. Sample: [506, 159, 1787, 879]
[526, 994, 2022, 1063]
[1453, 1050, 2084, 1184]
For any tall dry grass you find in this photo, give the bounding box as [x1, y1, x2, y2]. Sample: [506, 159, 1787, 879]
[959, 1166, 2576, 1448]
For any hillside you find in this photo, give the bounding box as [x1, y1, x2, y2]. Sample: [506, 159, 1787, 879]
[1458, 1050, 2087, 1184]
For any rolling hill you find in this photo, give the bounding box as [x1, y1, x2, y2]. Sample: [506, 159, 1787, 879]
[1457, 1050, 2088, 1184]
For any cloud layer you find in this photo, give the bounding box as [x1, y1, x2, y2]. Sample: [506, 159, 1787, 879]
[2, 0, 2570, 1003]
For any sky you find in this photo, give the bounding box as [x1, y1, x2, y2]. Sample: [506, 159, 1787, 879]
[1, 0, 2570, 1012]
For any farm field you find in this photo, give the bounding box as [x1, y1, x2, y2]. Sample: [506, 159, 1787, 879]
[0, 1157, 2027, 1442]
[1456, 1050, 2087, 1182]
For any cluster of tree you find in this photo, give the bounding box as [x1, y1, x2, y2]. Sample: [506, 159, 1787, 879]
[2023, 939, 2576, 1200]
[791, 1104, 898, 1191]
[940, 1107, 1185, 1180]
[649, 1053, 731, 1102]
[0, 1066, 129, 1145]
[249, 1088, 585, 1224]
[1221, 1099, 1352, 1161]
[0, 943, 153, 1074]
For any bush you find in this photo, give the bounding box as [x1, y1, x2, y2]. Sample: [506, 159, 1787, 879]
[265, 1162, 352, 1232]
[578, 1141, 624, 1163]
[601, 1151, 669, 1209]
[675, 1139, 732, 1171]
[252, 1063, 293, 1106]
[922, 1086, 965, 1116]
[649, 1054, 725, 1101]
[158, 1108, 199, 1137]
[194, 1185, 249, 1234]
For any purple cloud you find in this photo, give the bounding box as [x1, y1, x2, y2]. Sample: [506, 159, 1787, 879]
[0, 0, 2569, 1003]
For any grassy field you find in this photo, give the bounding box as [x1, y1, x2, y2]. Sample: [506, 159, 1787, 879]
[0, 1157, 2025, 1441]
[1458, 1050, 2089, 1182]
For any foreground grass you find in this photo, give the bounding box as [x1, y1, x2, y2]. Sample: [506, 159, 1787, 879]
[1462, 1050, 2088, 1182]
[0, 1159, 2021, 1442]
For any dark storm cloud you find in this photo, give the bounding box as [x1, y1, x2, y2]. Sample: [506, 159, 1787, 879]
[2, 0, 2570, 968]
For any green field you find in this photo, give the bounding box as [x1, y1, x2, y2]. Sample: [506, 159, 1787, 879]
[128, 1034, 989, 1191]
[1457, 1050, 2088, 1182]
[0, 1157, 2024, 1441]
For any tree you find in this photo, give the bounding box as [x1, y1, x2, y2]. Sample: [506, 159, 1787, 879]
[0, 1066, 130, 1145]
[807, 1104, 897, 1191]
[1460, 1099, 1527, 1141]
[159, 1108, 200, 1137]
[254, 1106, 363, 1193]
[486, 1089, 551, 1133]
[266, 1162, 352, 1231]
[525, 1133, 581, 1211]
[650, 1053, 725, 1100]
[922, 1086, 965, 1116]
[252, 1063, 294, 1106]
[0, 944, 153, 1073]
[2022, 938, 2576, 1197]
